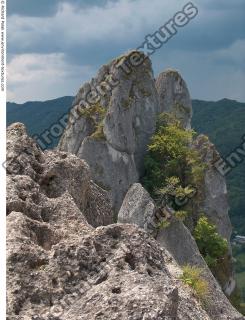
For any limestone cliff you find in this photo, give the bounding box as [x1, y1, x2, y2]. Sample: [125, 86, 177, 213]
[59, 52, 159, 212]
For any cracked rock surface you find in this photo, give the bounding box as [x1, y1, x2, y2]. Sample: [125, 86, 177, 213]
[7, 123, 215, 320]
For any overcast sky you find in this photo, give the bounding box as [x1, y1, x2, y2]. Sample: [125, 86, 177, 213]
[7, 0, 245, 103]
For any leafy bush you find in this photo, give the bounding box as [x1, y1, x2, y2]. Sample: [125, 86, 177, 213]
[180, 265, 209, 301]
[155, 176, 196, 211]
[194, 216, 228, 267]
[142, 113, 205, 207]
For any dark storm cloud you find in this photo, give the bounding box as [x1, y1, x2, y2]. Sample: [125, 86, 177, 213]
[7, 0, 245, 102]
[7, 0, 114, 16]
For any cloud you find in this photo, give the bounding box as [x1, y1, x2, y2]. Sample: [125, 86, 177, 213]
[212, 40, 245, 68]
[7, 0, 113, 17]
[8, 0, 196, 60]
[7, 53, 95, 102]
[7, 0, 245, 102]
[8, 0, 245, 56]
[152, 43, 245, 102]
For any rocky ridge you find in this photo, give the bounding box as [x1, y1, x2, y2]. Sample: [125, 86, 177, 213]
[7, 123, 214, 320]
[7, 51, 244, 319]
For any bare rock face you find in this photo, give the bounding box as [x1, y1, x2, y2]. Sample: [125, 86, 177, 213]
[7, 123, 217, 320]
[155, 69, 192, 129]
[59, 51, 159, 212]
[7, 122, 114, 228]
[192, 135, 232, 241]
[118, 183, 243, 320]
[118, 183, 157, 236]
[78, 137, 138, 213]
[191, 134, 235, 295]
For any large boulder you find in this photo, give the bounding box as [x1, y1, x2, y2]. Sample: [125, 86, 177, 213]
[118, 183, 243, 320]
[118, 183, 157, 236]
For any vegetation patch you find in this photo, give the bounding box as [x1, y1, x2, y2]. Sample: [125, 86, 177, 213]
[180, 265, 209, 302]
[142, 113, 205, 213]
[91, 122, 105, 140]
[121, 97, 134, 109]
[78, 102, 107, 120]
[194, 216, 228, 268]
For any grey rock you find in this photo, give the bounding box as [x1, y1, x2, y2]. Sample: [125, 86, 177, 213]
[59, 51, 159, 212]
[79, 137, 138, 212]
[7, 122, 114, 228]
[155, 69, 192, 129]
[191, 134, 235, 295]
[118, 183, 243, 319]
[7, 215, 213, 320]
[193, 135, 232, 241]
[7, 123, 217, 320]
[118, 183, 157, 236]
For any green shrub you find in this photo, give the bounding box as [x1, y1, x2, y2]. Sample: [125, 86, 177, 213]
[180, 265, 209, 301]
[194, 216, 228, 267]
[142, 113, 205, 205]
[155, 176, 195, 211]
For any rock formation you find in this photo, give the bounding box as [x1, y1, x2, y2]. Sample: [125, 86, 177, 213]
[59, 52, 159, 212]
[7, 123, 216, 320]
[58, 49, 237, 298]
[59, 54, 193, 213]
[7, 51, 243, 319]
[155, 69, 192, 129]
[118, 183, 242, 319]
[191, 134, 235, 295]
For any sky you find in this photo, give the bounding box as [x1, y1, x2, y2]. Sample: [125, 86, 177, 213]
[7, 0, 245, 103]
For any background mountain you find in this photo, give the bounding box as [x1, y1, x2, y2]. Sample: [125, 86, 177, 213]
[7, 96, 245, 300]
[7, 96, 74, 149]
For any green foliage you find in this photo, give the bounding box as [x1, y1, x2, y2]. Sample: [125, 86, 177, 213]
[180, 265, 209, 301]
[78, 102, 107, 140]
[232, 245, 245, 305]
[142, 113, 204, 206]
[91, 122, 105, 140]
[78, 102, 107, 119]
[7, 96, 74, 149]
[229, 286, 245, 315]
[157, 219, 171, 229]
[192, 99, 245, 305]
[155, 176, 195, 212]
[233, 245, 245, 273]
[174, 210, 188, 221]
[194, 216, 228, 267]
